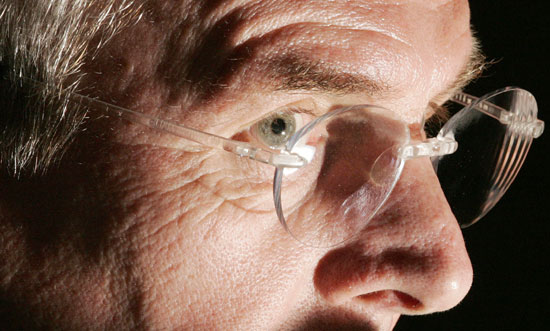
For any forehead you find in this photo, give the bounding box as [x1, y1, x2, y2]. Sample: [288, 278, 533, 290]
[89, 0, 473, 124]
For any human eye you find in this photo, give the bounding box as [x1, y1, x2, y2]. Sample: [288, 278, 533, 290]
[233, 101, 317, 150]
[251, 110, 303, 149]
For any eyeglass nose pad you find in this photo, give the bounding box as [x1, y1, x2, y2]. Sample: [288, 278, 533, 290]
[370, 146, 405, 187]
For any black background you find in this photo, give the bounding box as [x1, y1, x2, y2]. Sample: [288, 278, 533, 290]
[398, 1, 549, 330]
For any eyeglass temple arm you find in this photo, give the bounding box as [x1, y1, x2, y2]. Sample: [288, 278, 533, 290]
[451, 92, 544, 138]
[67, 91, 306, 168]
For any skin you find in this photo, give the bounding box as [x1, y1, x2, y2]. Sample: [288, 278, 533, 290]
[0, 0, 475, 329]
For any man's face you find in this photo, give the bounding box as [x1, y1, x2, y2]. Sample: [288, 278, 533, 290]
[58, 0, 473, 329]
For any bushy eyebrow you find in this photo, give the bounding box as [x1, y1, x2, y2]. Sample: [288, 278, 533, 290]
[267, 53, 389, 96]
[263, 36, 487, 104]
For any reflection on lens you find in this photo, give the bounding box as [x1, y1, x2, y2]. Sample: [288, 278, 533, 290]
[274, 105, 409, 247]
[433, 88, 538, 227]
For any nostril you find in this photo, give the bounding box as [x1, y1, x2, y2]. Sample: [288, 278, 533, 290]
[393, 291, 422, 310]
[356, 291, 423, 312]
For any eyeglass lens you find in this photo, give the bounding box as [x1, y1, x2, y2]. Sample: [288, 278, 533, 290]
[274, 105, 410, 247]
[433, 88, 539, 227]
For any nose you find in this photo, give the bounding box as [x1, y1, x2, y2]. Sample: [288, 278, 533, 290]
[313, 156, 473, 315]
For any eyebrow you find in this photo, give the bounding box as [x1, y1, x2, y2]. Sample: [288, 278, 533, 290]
[266, 54, 389, 96]
[263, 36, 487, 103]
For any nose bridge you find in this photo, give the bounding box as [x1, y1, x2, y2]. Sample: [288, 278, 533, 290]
[315, 106, 409, 199]
[318, 113, 391, 189]
[313, 156, 473, 314]
[302, 109, 408, 242]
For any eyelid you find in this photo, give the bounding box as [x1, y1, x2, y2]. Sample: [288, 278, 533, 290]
[277, 98, 320, 116]
[280, 105, 316, 116]
[236, 98, 321, 133]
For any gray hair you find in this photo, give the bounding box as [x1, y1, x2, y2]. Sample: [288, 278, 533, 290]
[0, 0, 142, 177]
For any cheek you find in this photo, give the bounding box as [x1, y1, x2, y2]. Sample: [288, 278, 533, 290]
[153, 161, 317, 328]
[138, 150, 281, 247]
[195, 152, 277, 212]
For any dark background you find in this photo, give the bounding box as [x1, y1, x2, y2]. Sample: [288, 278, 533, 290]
[399, 1, 549, 330]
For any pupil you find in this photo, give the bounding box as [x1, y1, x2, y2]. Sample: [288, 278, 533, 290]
[271, 118, 286, 135]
